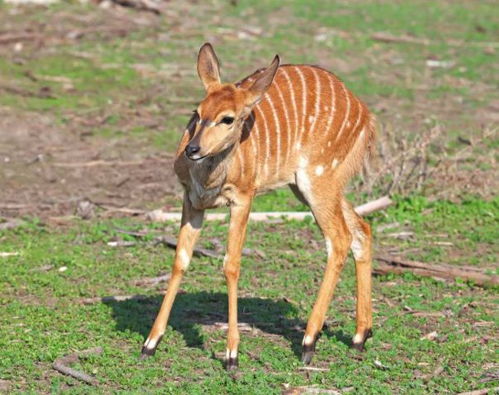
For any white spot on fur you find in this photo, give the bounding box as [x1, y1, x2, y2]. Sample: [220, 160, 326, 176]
[347, 120, 351, 128]
[178, 248, 190, 270]
[315, 165, 324, 176]
[325, 238, 333, 259]
[327, 141, 331, 147]
[295, 142, 301, 151]
[308, 115, 315, 124]
[352, 333, 363, 344]
[303, 335, 314, 346]
[324, 106, 329, 111]
[320, 148, 324, 154]
[332, 159, 340, 169]
[226, 348, 237, 359]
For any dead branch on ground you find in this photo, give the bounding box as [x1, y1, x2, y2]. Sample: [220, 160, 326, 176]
[52, 347, 103, 385]
[371, 32, 499, 49]
[374, 255, 498, 287]
[147, 196, 392, 223]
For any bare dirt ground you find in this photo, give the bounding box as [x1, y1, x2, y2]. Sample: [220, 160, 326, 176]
[0, 1, 497, 221]
[0, 108, 178, 218]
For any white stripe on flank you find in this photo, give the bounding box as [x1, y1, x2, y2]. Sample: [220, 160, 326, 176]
[324, 72, 336, 143]
[249, 112, 260, 182]
[352, 97, 363, 140]
[281, 68, 299, 154]
[255, 106, 270, 180]
[265, 92, 281, 178]
[275, 80, 291, 170]
[335, 83, 350, 142]
[295, 67, 307, 150]
[309, 67, 321, 135]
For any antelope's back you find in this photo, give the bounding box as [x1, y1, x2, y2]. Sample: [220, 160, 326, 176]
[234, 65, 375, 189]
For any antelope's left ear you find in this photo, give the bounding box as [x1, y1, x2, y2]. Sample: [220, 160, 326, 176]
[245, 55, 280, 107]
[197, 43, 221, 91]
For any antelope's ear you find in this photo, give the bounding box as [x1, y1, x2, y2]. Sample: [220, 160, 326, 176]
[197, 43, 221, 91]
[245, 55, 280, 106]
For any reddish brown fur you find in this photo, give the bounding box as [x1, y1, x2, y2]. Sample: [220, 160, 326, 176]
[142, 43, 376, 369]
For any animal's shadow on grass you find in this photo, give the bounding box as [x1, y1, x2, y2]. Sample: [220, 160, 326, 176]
[103, 291, 351, 361]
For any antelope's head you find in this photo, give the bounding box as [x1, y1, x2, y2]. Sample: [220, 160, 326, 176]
[184, 43, 280, 161]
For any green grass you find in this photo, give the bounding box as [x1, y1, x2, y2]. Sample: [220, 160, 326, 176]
[1, 196, 497, 392]
[0, 0, 498, 392]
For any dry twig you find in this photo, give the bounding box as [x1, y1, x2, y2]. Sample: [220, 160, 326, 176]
[52, 347, 103, 385]
[374, 255, 498, 287]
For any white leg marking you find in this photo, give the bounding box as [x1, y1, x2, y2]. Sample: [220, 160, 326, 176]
[226, 348, 238, 360]
[178, 248, 190, 270]
[315, 165, 324, 176]
[325, 238, 333, 259]
[303, 335, 314, 345]
[352, 333, 364, 344]
[351, 230, 365, 260]
[144, 337, 158, 350]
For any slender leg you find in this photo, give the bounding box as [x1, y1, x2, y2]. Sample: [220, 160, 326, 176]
[141, 197, 204, 358]
[224, 195, 252, 370]
[342, 199, 373, 350]
[301, 196, 352, 364]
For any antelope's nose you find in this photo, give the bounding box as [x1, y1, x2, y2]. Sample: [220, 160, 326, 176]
[185, 144, 200, 158]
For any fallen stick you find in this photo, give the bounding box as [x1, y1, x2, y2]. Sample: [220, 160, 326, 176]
[155, 236, 219, 259]
[52, 347, 102, 385]
[371, 32, 499, 49]
[105, 0, 162, 14]
[147, 196, 392, 222]
[374, 255, 499, 287]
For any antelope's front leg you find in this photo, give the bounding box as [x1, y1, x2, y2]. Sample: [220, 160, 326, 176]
[224, 196, 252, 370]
[141, 197, 204, 358]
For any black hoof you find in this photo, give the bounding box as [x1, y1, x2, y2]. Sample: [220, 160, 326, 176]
[226, 356, 239, 371]
[352, 329, 373, 352]
[301, 342, 316, 365]
[140, 346, 156, 359]
[140, 335, 162, 359]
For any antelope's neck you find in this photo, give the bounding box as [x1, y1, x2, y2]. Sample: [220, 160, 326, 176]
[175, 146, 240, 210]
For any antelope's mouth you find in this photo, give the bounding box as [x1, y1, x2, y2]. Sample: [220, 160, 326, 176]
[185, 152, 208, 162]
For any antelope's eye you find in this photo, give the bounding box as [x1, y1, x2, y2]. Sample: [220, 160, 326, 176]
[221, 116, 234, 125]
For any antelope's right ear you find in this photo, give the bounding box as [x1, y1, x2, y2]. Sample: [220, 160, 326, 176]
[197, 43, 221, 91]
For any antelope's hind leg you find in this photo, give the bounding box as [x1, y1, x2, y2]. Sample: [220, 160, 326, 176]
[141, 197, 204, 358]
[342, 199, 373, 351]
[296, 182, 352, 364]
